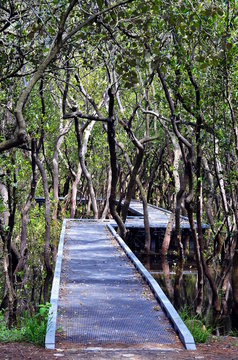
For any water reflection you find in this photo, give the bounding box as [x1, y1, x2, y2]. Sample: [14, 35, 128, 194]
[135, 251, 234, 335]
[161, 255, 174, 299]
[136, 252, 200, 311]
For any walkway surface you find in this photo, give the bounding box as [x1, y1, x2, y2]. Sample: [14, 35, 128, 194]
[55, 221, 181, 350]
[123, 200, 208, 229]
[123, 200, 191, 229]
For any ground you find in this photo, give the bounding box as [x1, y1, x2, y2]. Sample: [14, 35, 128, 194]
[0, 337, 237, 360]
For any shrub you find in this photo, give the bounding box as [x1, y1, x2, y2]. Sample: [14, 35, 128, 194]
[0, 313, 24, 342]
[0, 302, 51, 346]
[180, 307, 213, 343]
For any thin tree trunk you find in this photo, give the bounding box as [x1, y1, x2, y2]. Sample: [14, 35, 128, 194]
[35, 157, 52, 302]
[161, 137, 181, 256]
[102, 167, 112, 219]
[232, 241, 238, 328]
[197, 160, 220, 312]
[214, 139, 231, 232]
[0, 156, 17, 327]
[147, 145, 165, 202]
[0, 184, 10, 226]
[196, 93, 220, 312]
[202, 157, 215, 229]
[14, 141, 37, 275]
[70, 162, 82, 218]
[87, 196, 92, 217]
[2, 238, 15, 328]
[121, 148, 144, 223]
[71, 120, 95, 218]
[107, 88, 126, 238]
[118, 142, 151, 252]
[138, 184, 151, 253]
[74, 119, 98, 219]
[161, 255, 174, 299]
[161, 212, 175, 256]
[186, 202, 204, 314]
[52, 121, 72, 221]
[174, 259, 184, 310]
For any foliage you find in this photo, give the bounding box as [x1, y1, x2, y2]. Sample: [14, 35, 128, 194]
[0, 303, 51, 346]
[0, 312, 25, 343]
[180, 307, 213, 343]
[23, 303, 51, 346]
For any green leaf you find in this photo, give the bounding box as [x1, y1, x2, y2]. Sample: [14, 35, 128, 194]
[39, 307, 46, 316]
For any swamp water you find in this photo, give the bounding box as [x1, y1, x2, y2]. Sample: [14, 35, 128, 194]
[124, 229, 237, 336]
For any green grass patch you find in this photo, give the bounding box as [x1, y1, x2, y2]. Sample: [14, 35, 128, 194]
[0, 318, 24, 342]
[0, 302, 51, 346]
[180, 307, 213, 343]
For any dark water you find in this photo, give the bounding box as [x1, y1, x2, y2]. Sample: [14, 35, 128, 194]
[133, 251, 236, 335]
[114, 223, 238, 334]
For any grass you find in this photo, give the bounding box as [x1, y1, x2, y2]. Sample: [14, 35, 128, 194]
[0, 320, 25, 343]
[0, 302, 51, 346]
[180, 307, 213, 343]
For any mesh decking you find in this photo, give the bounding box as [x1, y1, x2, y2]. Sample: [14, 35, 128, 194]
[56, 221, 178, 346]
[125, 200, 189, 228]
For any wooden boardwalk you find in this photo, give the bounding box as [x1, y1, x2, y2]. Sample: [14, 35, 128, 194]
[45, 201, 196, 352]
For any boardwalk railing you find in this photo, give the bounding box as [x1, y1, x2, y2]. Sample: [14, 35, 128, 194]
[107, 224, 196, 350]
[45, 220, 66, 350]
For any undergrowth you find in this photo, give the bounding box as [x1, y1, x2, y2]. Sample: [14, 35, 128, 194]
[0, 302, 51, 346]
[180, 307, 213, 343]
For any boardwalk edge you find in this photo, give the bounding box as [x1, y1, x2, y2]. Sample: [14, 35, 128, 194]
[107, 224, 196, 351]
[45, 219, 67, 350]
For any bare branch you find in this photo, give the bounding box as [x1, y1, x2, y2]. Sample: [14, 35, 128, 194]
[64, 110, 111, 122]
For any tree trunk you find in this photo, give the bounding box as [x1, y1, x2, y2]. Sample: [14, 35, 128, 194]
[214, 139, 231, 232]
[87, 196, 92, 217]
[147, 145, 165, 203]
[2, 238, 16, 328]
[0, 158, 17, 327]
[107, 88, 126, 238]
[0, 184, 10, 226]
[121, 147, 144, 223]
[161, 136, 181, 256]
[74, 119, 98, 219]
[102, 167, 112, 219]
[174, 259, 184, 310]
[52, 121, 72, 222]
[14, 140, 37, 276]
[117, 142, 151, 252]
[161, 255, 174, 299]
[186, 202, 204, 314]
[161, 212, 175, 256]
[136, 178, 151, 253]
[70, 162, 82, 218]
[202, 157, 215, 229]
[232, 242, 238, 329]
[35, 157, 52, 302]
[196, 107, 220, 312]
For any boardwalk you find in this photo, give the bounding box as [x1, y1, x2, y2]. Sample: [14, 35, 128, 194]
[123, 200, 208, 229]
[55, 221, 180, 349]
[46, 218, 196, 352]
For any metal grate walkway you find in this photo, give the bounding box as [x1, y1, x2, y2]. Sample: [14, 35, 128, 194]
[46, 216, 196, 351]
[55, 221, 179, 347]
[123, 199, 208, 229]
